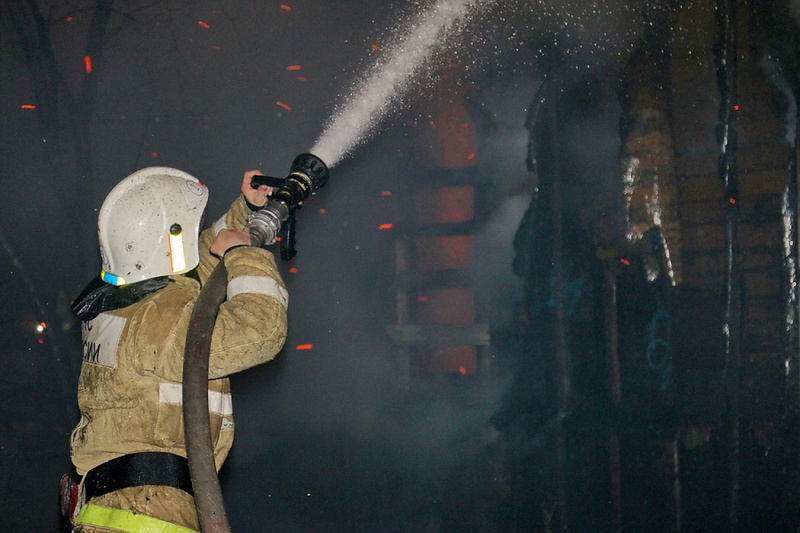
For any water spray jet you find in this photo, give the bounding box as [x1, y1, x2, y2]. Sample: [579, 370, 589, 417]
[310, 0, 490, 167]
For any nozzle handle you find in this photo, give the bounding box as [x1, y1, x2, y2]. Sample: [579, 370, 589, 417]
[250, 175, 285, 189]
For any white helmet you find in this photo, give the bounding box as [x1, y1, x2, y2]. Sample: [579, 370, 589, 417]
[97, 167, 209, 285]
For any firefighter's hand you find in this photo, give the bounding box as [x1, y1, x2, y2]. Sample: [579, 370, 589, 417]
[211, 228, 252, 257]
[242, 170, 274, 208]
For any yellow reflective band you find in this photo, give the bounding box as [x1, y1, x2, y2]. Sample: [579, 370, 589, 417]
[100, 270, 126, 286]
[227, 275, 289, 308]
[168, 231, 186, 272]
[75, 503, 198, 533]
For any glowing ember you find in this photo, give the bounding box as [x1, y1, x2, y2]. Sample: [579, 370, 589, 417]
[20, 104, 36, 109]
[198, 21, 210, 28]
[289, 267, 298, 273]
[620, 258, 631, 266]
[286, 65, 302, 71]
[84, 56, 92, 73]
[378, 224, 393, 230]
[276, 102, 292, 111]
[279, 4, 292, 11]
[380, 191, 393, 196]
[296, 344, 313, 350]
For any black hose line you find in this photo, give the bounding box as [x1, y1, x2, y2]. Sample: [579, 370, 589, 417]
[181, 153, 328, 532]
[183, 261, 231, 533]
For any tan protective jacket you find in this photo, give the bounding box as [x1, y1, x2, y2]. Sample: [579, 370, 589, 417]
[70, 195, 288, 476]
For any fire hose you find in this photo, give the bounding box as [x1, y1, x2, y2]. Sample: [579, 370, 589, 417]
[182, 154, 329, 532]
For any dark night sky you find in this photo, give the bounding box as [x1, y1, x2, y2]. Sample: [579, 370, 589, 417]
[0, 0, 656, 299]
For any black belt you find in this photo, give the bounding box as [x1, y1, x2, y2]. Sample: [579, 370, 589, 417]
[84, 452, 193, 501]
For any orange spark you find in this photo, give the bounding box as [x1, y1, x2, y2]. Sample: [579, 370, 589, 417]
[198, 20, 210, 28]
[151, 152, 159, 158]
[84, 56, 92, 73]
[380, 191, 393, 196]
[20, 104, 36, 109]
[417, 296, 430, 302]
[289, 267, 298, 273]
[319, 209, 327, 214]
[459, 366, 467, 375]
[729, 197, 737, 205]
[295, 76, 309, 82]
[378, 224, 393, 230]
[66, 16, 74, 22]
[276, 101, 292, 111]
[296, 344, 314, 350]
[280, 4, 292, 10]
[733, 105, 740, 111]
[466, 153, 476, 160]
[620, 258, 631, 266]
[371, 44, 381, 50]
[286, 65, 302, 71]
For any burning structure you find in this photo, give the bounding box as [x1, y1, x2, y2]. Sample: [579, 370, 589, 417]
[383, 0, 800, 530]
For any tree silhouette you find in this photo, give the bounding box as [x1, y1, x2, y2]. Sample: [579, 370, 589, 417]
[1, 1, 121, 270]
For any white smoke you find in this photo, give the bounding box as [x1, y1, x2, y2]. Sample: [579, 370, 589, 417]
[759, 51, 798, 146]
[470, 194, 532, 324]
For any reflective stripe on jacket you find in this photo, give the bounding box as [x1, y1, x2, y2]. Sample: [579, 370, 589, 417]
[75, 503, 198, 532]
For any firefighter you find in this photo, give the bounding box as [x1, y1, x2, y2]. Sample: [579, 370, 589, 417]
[66, 167, 288, 532]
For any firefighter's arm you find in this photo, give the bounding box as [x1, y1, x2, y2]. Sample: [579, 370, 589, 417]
[206, 245, 288, 378]
[209, 228, 251, 257]
[197, 171, 275, 283]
